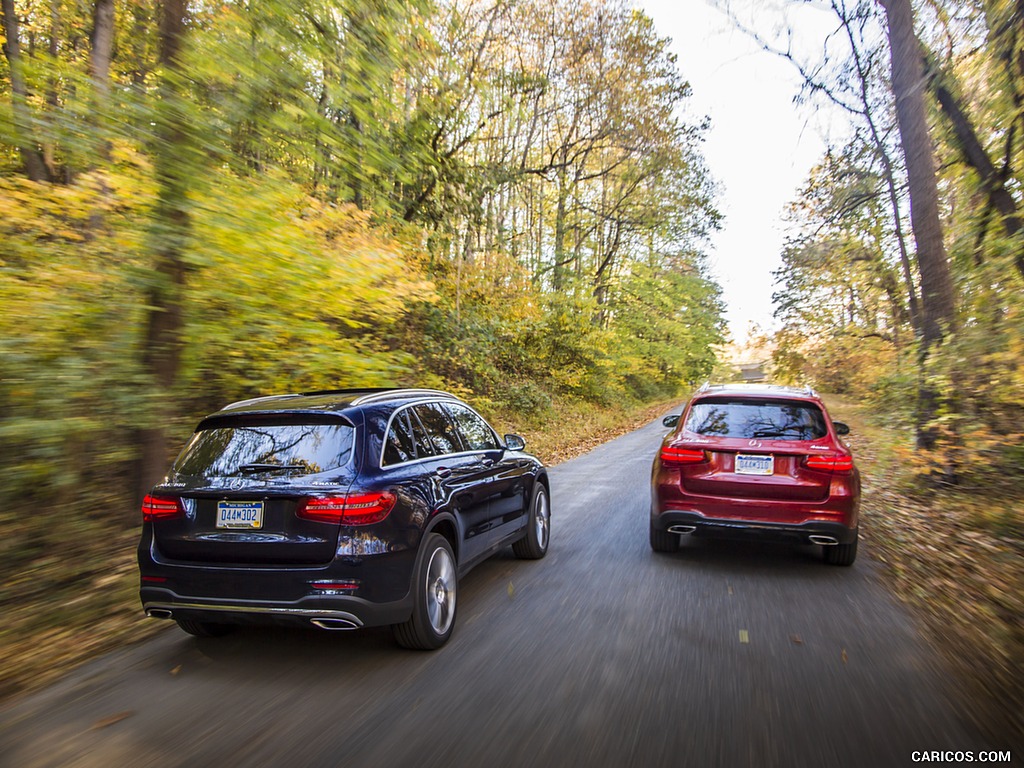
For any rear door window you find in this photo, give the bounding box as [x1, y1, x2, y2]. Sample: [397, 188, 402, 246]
[383, 409, 418, 466]
[412, 403, 465, 456]
[685, 399, 827, 440]
[443, 403, 500, 451]
[172, 419, 355, 477]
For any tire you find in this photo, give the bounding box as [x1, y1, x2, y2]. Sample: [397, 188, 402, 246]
[650, 524, 679, 553]
[176, 619, 234, 637]
[512, 483, 550, 560]
[823, 530, 858, 566]
[393, 533, 458, 650]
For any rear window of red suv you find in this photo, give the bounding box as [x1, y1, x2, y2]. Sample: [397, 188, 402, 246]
[684, 399, 828, 440]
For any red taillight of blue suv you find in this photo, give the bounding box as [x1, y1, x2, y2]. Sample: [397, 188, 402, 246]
[297, 492, 397, 525]
[142, 495, 184, 522]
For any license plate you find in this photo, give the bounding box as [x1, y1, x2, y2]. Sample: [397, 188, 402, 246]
[216, 501, 264, 529]
[735, 454, 774, 476]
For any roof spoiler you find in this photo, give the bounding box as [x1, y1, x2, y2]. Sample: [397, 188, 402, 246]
[196, 411, 356, 432]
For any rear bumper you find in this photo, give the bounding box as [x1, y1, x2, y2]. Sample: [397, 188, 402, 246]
[651, 509, 858, 545]
[138, 530, 418, 629]
[140, 586, 412, 629]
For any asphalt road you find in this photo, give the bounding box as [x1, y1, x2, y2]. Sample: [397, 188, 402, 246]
[0, 413, 990, 767]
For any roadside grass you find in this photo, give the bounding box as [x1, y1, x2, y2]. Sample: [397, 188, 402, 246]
[827, 396, 1024, 749]
[0, 396, 679, 706]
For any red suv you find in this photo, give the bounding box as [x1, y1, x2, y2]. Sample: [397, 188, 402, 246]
[650, 384, 860, 565]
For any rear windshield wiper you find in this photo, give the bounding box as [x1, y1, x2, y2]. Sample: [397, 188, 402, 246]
[752, 427, 806, 438]
[237, 463, 308, 473]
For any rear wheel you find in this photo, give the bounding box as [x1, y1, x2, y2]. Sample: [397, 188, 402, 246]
[512, 483, 550, 560]
[176, 619, 234, 638]
[650, 524, 679, 553]
[393, 533, 457, 650]
[823, 530, 858, 566]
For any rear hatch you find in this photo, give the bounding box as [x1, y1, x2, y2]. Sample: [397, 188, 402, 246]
[150, 413, 356, 565]
[674, 397, 840, 503]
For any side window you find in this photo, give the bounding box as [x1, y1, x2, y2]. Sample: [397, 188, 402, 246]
[412, 403, 464, 456]
[383, 409, 418, 466]
[408, 408, 438, 459]
[444, 403, 500, 451]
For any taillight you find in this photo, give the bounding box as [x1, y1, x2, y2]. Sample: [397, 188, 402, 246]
[804, 454, 854, 472]
[142, 494, 184, 522]
[298, 491, 397, 525]
[660, 446, 707, 465]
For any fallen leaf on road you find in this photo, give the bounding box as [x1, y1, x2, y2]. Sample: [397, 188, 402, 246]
[507, 581, 515, 599]
[170, 665, 182, 676]
[739, 630, 749, 644]
[91, 711, 133, 730]
[790, 635, 803, 645]
[841, 649, 848, 664]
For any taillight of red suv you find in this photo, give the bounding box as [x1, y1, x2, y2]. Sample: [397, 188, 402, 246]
[660, 446, 707, 465]
[803, 454, 854, 473]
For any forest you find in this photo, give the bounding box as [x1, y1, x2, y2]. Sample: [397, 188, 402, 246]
[0, 0, 724, 515]
[763, 0, 1023, 498]
[0, 0, 1021, 724]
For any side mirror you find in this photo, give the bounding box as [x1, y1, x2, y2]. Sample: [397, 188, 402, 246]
[833, 421, 850, 436]
[662, 415, 680, 429]
[504, 434, 527, 452]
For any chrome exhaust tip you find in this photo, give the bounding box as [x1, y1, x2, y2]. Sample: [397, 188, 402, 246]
[147, 609, 173, 620]
[667, 525, 697, 535]
[311, 618, 360, 631]
[809, 535, 839, 546]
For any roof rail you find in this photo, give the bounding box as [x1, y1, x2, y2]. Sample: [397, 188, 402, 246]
[696, 381, 711, 393]
[299, 387, 393, 399]
[349, 388, 458, 405]
[224, 388, 460, 411]
[223, 393, 302, 410]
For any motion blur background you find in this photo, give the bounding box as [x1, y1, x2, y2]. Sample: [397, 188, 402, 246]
[0, 0, 1020, 740]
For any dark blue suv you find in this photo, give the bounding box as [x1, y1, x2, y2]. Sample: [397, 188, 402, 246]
[138, 388, 550, 649]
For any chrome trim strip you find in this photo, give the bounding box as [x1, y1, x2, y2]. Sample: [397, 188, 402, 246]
[143, 601, 364, 627]
[351, 389, 458, 406]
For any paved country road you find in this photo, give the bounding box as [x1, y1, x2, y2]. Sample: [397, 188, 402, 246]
[0, 414, 992, 767]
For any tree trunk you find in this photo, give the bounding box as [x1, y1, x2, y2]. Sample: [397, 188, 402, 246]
[553, 167, 568, 290]
[90, 0, 115, 164]
[878, 0, 958, 452]
[137, 0, 191, 506]
[928, 63, 1024, 280]
[86, 0, 116, 236]
[1, 0, 51, 182]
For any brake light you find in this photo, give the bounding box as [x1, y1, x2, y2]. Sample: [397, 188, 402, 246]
[298, 492, 397, 525]
[804, 454, 855, 472]
[660, 446, 707, 464]
[142, 494, 184, 521]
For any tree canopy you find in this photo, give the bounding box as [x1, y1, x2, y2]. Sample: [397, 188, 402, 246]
[0, 0, 725, 511]
[763, 0, 1023, 484]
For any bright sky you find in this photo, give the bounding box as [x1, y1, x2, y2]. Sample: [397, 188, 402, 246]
[639, 0, 847, 343]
